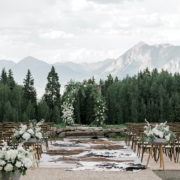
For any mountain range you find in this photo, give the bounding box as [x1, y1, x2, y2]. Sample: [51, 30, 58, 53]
[1, 41, 180, 97]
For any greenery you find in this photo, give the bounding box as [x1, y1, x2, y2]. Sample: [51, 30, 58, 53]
[2, 66, 180, 125]
[105, 133, 125, 141]
[61, 79, 107, 126]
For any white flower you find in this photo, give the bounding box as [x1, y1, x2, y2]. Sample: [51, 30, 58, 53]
[17, 146, 25, 152]
[35, 132, 42, 139]
[84, 85, 87, 87]
[35, 127, 41, 132]
[22, 125, 27, 131]
[15, 161, 22, 168]
[14, 130, 19, 137]
[4, 164, 13, 172]
[0, 167, 2, 170]
[164, 126, 169, 131]
[23, 158, 33, 168]
[159, 132, 164, 138]
[27, 129, 34, 135]
[165, 134, 170, 141]
[19, 130, 24, 135]
[0, 160, 6, 166]
[22, 132, 31, 141]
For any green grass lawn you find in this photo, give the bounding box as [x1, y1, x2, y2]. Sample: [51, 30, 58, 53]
[105, 133, 125, 141]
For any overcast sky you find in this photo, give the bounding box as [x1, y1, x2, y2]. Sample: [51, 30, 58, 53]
[0, 0, 180, 64]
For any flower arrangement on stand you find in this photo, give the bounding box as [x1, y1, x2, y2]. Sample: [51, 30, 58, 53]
[12, 119, 45, 145]
[140, 119, 176, 143]
[0, 142, 36, 179]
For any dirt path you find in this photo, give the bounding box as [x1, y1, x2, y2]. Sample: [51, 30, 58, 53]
[18, 168, 162, 180]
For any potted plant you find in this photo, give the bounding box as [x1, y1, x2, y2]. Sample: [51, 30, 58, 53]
[0, 142, 36, 180]
[12, 119, 45, 145]
[140, 119, 176, 144]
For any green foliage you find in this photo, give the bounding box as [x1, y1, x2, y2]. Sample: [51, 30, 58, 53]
[169, 103, 180, 122]
[52, 106, 61, 124]
[62, 78, 107, 126]
[44, 66, 61, 110]
[104, 69, 180, 124]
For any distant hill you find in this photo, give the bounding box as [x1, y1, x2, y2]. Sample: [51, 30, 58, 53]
[2, 42, 180, 97]
[0, 60, 16, 72]
[0, 56, 114, 97]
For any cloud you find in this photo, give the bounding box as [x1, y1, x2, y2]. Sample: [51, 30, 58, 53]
[86, 0, 143, 4]
[39, 29, 77, 40]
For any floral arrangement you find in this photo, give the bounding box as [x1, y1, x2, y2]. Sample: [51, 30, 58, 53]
[0, 142, 35, 176]
[93, 93, 107, 126]
[62, 79, 108, 127]
[140, 119, 176, 143]
[61, 101, 75, 125]
[12, 119, 45, 145]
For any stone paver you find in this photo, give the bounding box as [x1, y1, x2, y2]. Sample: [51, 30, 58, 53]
[19, 168, 162, 180]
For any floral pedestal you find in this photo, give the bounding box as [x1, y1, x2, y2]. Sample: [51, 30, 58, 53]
[24, 138, 39, 169]
[152, 138, 168, 145]
[2, 170, 21, 180]
[146, 139, 168, 171]
[24, 138, 39, 145]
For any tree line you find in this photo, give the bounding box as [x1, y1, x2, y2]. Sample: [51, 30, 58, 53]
[0, 67, 61, 123]
[1, 66, 180, 124]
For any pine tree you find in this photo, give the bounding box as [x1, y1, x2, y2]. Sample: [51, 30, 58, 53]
[23, 69, 37, 113]
[3, 101, 12, 122]
[22, 112, 28, 122]
[0, 68, 7, 84]
[7, 69, 15, 90]
[52, 106, 60, 124]
[26, 100, 35, 120]
[37, 100, 50, 121]
[44, 66, 61, 111]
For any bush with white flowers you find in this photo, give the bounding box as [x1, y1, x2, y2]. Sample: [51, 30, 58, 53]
[61, 102, 75, 125]
[12, 119, 45, 145]
[93, 94, 107, 126]
[140, 119, 176, 143]
[0, 143, 35, 176]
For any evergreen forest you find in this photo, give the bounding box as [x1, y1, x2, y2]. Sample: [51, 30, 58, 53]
[0, 66, 180, 124]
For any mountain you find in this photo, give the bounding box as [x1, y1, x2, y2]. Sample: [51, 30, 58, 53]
[96, 42, 180, 80]
[54, 61, 88, 74]
[0, 60, 15, 72]
[80, 59, 114, 72]
[0, 56, 113, 97]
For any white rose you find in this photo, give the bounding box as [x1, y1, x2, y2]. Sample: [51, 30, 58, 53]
[23, 158, 33, 168]
[14, 131, 19, 137]
[0, 160, 6, 166]
[17, 146, 25, 152]
[19, 130, 23, 135]
[35, 132, 42, 139]
[4, 164, 13, 172]
[27, 129, 34, 135]
[22, 125, 27, 131]
[35, 127, 41, 132]
[22, 132, 31, 141]
[15, 161, 22, 168]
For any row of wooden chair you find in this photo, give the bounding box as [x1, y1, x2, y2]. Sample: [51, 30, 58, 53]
[0, 121, 56, 160]
[125, 122, 180, 163]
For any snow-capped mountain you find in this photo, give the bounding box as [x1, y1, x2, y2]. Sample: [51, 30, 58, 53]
[97, 42, 180, 80]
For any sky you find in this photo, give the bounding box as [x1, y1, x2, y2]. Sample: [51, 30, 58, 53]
[0, 0, 180, 64]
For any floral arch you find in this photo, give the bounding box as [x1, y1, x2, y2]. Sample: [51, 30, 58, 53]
[61, 80, 107, 126]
